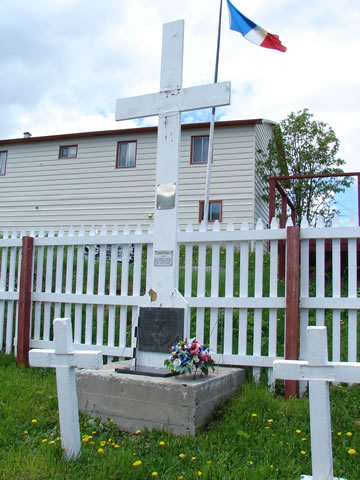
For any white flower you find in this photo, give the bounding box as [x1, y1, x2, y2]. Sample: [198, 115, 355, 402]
[173, 358, 181, 368]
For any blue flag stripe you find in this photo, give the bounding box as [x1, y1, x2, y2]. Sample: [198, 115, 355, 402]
[226, 0, 257, 36]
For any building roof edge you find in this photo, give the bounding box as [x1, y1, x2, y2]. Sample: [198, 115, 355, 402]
[0, 118, 277, 145]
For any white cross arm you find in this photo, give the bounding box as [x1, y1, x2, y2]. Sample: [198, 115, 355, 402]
[273, 359, 360, 384]
[115, 81, 231, 120]
[29, 349, 103, 369]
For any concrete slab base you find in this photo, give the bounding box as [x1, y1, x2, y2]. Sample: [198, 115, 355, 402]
[76, 361, 246, 436]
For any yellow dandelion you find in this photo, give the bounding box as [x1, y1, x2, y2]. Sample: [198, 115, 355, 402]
[159, 441, 165, 446]
[207, 460, 212, 464]
[267, 419, 273, 423]
[41, 439, 47, 443]
[346, 432, 352, 437]
[31, 419, 37, 424]
[24, 431, 28, 435]
[192, 456, 197, 461]
[108, 438, 112, 443]
[296, 429, 301, 434]
[152, 473, 158, 477]
[197, 472, 203, 477]
[177, 477, 184, 480]
[114, 444, 120, 449]
[97, 448, 104, 454]
[302, 438, 307, 442]
[248, 460, 254, 465]
[56, 437, 61, 441]
[301, 451, 306, 455]
[337, 432, 342, 436]
[49, 441, 55, 445]
[92, 431, 97, 434]
[100, 441, 106, 447]
[135, 429, 141, 435]
[179, 453, 185, 459]
[133, 460, 142, 467]
[89, 442, 95, 445]
[265, 426, 270, 430]
[348, 449, 357, 455]
[109, 419, 113, 423]
[251, 413, 257, 417]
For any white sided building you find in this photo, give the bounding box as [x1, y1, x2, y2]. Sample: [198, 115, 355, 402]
[0, 119, 275, 233]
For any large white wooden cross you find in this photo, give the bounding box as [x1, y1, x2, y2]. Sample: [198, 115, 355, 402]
[115, 20, 231, 305]
[273, 326, 359, 480]
[29, 318, 103, 460]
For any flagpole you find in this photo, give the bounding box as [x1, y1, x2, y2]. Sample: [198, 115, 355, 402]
[203, 0, 223, 227]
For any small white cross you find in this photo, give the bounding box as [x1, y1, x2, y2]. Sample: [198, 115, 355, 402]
[29, 318, 103, 460]
[273, 326, 359, 480]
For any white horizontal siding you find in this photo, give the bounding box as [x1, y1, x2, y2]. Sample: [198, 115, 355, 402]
[178, 125, 257, 228]
[254, 123, 273, 226]
[0, 123, 272, 232]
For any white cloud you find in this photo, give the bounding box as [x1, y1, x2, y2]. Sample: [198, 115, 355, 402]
[0, 0, 359, 180]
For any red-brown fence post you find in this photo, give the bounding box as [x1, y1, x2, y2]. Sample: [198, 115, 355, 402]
[17, 236, 34, 368]
[284, 225, 300, 399]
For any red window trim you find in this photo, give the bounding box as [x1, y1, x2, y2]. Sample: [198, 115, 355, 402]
[198, 200, 223, 223]
[0, 150, 8, 176]
[59, 145, 78, 159]
[190, 135, 210, 165]
[115, 140, 137, 169]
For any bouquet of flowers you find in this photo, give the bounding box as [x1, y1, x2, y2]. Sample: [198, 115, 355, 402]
[164, 338, 215, 376]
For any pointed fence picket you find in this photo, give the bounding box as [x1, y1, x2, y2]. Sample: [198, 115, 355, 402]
[177, 218, 287, 381]
[0, 217, 359, 382]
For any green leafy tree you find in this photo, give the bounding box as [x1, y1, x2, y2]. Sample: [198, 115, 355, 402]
[257, 108, 352, 225]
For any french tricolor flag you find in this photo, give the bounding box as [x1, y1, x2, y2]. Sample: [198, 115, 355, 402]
[226, 0, 287, 53]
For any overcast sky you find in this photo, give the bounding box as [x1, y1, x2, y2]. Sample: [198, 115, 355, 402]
[1, 0, 359, 217]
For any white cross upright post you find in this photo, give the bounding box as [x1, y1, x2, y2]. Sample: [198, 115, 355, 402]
[273, 326, 360, 480]
[29, 318, 103, 460]
[115, 20, 231, 308]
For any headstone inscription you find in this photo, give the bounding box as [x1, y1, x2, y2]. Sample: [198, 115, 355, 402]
[273, 326, 359, 480]
[116, 307, 184, 376]
[29, 318, 103, 460]
[115, 20, 231, 369]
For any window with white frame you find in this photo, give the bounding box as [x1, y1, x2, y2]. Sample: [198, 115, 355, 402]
[59, 145, 77, 158]
[0, 151, 7, 175]
[199, 200, 222, 222]
[116, 141, 137, 168]
[191, 135, 209, 164]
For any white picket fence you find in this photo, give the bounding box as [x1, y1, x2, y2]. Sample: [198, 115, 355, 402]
[0, 217, 359, 381]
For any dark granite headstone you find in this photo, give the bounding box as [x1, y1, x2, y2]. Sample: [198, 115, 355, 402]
[115, 307, 184, 377]
[137, 307, 184, 353]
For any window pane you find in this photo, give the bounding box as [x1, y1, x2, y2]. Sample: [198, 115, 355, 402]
[201, 137, 209, 163]
[200, 202, 205, 221]
[0, 152, 6, 175]
[200, 201, 221, 222]
[192, 137, 209, 163]
[68, 146, 77, 157]
[60, 146, 77, 158]
[209, 202, 220, 221]
[118, 142, 135, 167]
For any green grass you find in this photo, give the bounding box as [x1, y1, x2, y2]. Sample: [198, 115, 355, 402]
[0, 354, 359, 480]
